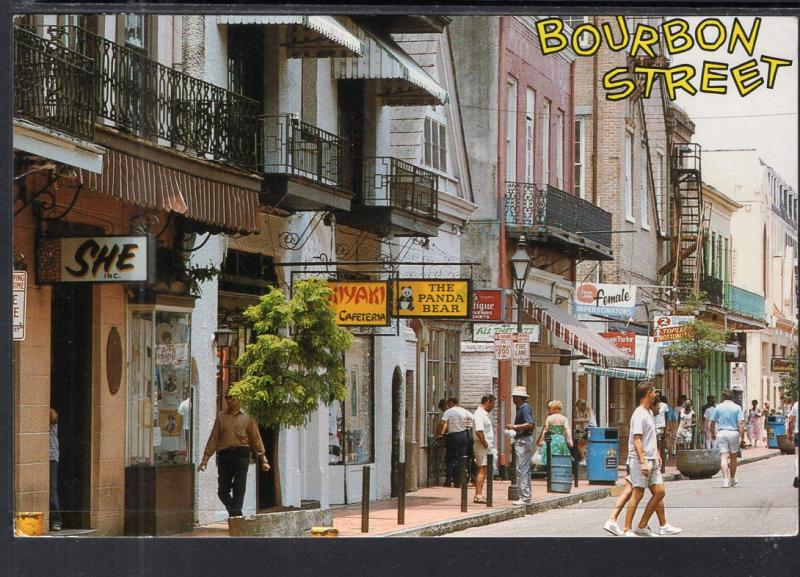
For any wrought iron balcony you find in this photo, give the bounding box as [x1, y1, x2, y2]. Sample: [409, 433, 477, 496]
[700, 275, 725, 306]
[504, 182, 613, 260]
[257, 114, 352, 190]
[725, 283, 766, 321]
[17, 26, 260, 168]
[358, 157, 438, 218]
[14, 26, 97, 142]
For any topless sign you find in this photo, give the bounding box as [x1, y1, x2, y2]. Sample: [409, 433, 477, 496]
[36, 235, 153, 283]
[327, 280, 390, 326]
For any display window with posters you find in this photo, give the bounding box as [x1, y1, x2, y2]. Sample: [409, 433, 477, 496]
[329, 335, 374, 465]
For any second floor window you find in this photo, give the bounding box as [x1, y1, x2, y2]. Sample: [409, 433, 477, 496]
[640, 142, 649, 228]
[574, 118, 585, 199]
[556, 110, 564, 189]
[124, 14, 145, 49]
[424, 118, 447, 172]
[525, 89, 535, 184]
[505, 79, 517, 182]
[542, 99, 551, 185]
[624, 132, 633, 221]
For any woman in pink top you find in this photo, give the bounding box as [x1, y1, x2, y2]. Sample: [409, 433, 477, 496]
[747, 400, 763, 448]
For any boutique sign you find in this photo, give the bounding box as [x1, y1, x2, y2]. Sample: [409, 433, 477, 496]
[37, 236, 154, 283]
[573, 283, 636, 319]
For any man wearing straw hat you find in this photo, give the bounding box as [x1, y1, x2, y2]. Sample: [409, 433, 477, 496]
[505, 386, 535, 505]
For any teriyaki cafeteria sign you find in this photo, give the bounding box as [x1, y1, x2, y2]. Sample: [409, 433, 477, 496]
[573, 283, 636, 319]
[327, 280, 390, 326]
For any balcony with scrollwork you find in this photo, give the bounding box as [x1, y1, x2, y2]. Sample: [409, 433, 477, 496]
[335, 157, 441, 237]
[257, 114, 355, 212]
[504, 182, 613, 261]
[14, 25, 260, 169]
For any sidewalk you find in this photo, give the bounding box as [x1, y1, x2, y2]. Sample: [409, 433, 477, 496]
[183, 446, 781, 538]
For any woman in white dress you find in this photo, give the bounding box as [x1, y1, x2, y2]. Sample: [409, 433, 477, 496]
[747, 399, 763, 448]
[676, 400, 696, 451]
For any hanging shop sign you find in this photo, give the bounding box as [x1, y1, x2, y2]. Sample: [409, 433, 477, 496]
[392, 279, 471, 318]
[512, 332, 530, 366]
[37, 235, 154, 283]
[653, 315, 695, 343]
[494, 334, 512, 360]
[13, 271, 27, 341]
[327, 280, 390, 326]
[471, 289, 506, 322]
[573, 283, 637, 319]
[730, 362, 747, 390]
[770, 357, 793, 373]
[600, 331, 636, 356]
[473, 323, 540, 343]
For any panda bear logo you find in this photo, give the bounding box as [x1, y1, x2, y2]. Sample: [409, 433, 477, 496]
[397, 286, 414, 311]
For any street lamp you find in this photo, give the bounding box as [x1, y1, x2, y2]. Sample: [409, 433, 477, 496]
[215, 326, 237, 408]
[508, 235, 532, 499]
[214, 326, 236, 348]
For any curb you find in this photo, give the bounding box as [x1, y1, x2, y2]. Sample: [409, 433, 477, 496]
[374, 450, 783, 538]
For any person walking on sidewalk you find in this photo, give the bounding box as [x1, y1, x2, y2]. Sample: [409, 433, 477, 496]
[622, 382, 666, 537]
[710, 390, 745, 488]
[437, 397, 473, 488]
[537, 400, 573, 466]
[787, 397, 798, 488]
[747, 400, 764, 448]
[198, 392, 270, 518]
[702, 396, 717, 449]
[49, 408, 62, 532]
[505, 386, 535, 505]
[675, 399, 696, 451]
[472, 394, 496, 503]
[654, 394, 669, 473]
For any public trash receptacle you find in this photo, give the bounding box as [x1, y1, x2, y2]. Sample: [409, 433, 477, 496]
[767, 416, 786, 449]
[549, 454, 573, 493]
[587, 427, 620, 484]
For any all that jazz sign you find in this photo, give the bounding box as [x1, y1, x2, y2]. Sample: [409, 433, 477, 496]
[37, 236, 153, 283]
[392, 279, 472, 318]
[327, 280, 390, 326]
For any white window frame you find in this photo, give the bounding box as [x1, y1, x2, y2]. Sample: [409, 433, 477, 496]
[542, 99, 551, 186]
[556, 110, 564, 189]
[654, 149, 664, 232]
[525, 88, 535, 184]
[574, 117, 585, 199]
[506, 78, 518, 183]
[423, 117, 447, 173]
[624, 131, 634, 223]
[640, 142, 650, 230]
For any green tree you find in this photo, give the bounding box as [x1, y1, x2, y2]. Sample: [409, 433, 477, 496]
[780, 345, 798, 402]
[229, 278, 353, 506]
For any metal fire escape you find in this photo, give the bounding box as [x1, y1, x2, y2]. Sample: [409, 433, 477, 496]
[670, 142, 704, 300]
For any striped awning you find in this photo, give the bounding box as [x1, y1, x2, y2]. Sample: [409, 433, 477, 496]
[523, 295, 631, 368]
[331, 24, 449, 106]
[217, 15, 363, 58]
[78, 148, 260, 234]
[583, 365, 655, 381]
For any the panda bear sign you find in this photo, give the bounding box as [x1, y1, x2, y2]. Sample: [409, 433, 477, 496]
[397, 286, 414, 311]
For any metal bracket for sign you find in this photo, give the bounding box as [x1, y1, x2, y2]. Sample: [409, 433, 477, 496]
[281, 260, 479, 337]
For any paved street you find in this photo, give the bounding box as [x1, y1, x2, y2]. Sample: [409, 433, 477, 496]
[449, 454, 798, 538]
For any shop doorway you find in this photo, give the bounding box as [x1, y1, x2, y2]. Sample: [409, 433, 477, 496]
[256, 426, 278, 510]
[390, 366, 403, 498]
[50, 284, 93, 529]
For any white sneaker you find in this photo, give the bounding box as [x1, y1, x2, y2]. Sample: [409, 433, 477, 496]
[604, 520, 624, 536]
[623, 530, 638, 537]
[731, 477, 738, 487]
[633, 527, 657, 537]
[658, 524, 682, 536]
[722, 479, 731, 488]
[511, 499, 531, 506]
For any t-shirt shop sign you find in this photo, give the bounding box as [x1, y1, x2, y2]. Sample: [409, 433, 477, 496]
[471, 289, 505, 322]
[573, 283, 636, 319]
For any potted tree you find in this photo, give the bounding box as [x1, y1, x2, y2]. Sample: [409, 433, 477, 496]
[226, 278, 353, 535]
[667, 318, 729, 479]
[778, 349, 797, 454]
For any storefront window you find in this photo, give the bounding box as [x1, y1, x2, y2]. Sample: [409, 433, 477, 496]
[329, 336, 373, 465]
[127, 307, 193, 466]
[425, 328, 461, 441]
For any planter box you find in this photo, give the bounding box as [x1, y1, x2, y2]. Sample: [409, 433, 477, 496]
[676, 449, 721, 479]
[228, 507, 334, 537]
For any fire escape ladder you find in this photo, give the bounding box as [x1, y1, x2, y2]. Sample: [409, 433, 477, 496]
[670, 143, 703, 301]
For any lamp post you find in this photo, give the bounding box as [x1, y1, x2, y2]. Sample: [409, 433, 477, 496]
[507, 235, 532, 499]
[215, 326, 237, 406]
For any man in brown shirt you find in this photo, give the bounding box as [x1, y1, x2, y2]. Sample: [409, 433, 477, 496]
[198, 393, 270, 518]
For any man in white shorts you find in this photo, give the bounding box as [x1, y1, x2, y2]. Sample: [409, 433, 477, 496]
[472, 394, 496, 503]
[710, 389, 745, 488]
[623, 382, 666, 537]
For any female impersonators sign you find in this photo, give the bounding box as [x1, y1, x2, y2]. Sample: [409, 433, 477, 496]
[573, 282, 636, 319]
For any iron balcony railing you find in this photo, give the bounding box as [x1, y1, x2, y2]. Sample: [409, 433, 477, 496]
[358, 157, 438, 218]
[14, 26, 97, 142]
[700, 275, 725, 306]
[725, 283, 766, 321]
[504, 182, 612, 249]
[257, 114, 352, 190]
[18, 25, 260, 168]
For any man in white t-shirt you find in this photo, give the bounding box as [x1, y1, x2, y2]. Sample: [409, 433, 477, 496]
[702, 397, 717, 449]
[710, 390, 745, 488]
[472, 394, 496, 504]
[623, 382, 666, 537]
[437, 398, 474, 487]
[787, 399, 798, 488]
[654, 395, 669, 473]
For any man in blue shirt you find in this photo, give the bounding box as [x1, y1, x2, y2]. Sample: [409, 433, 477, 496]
[710, 390, 745, 488]
[505, 386, 535, 505]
